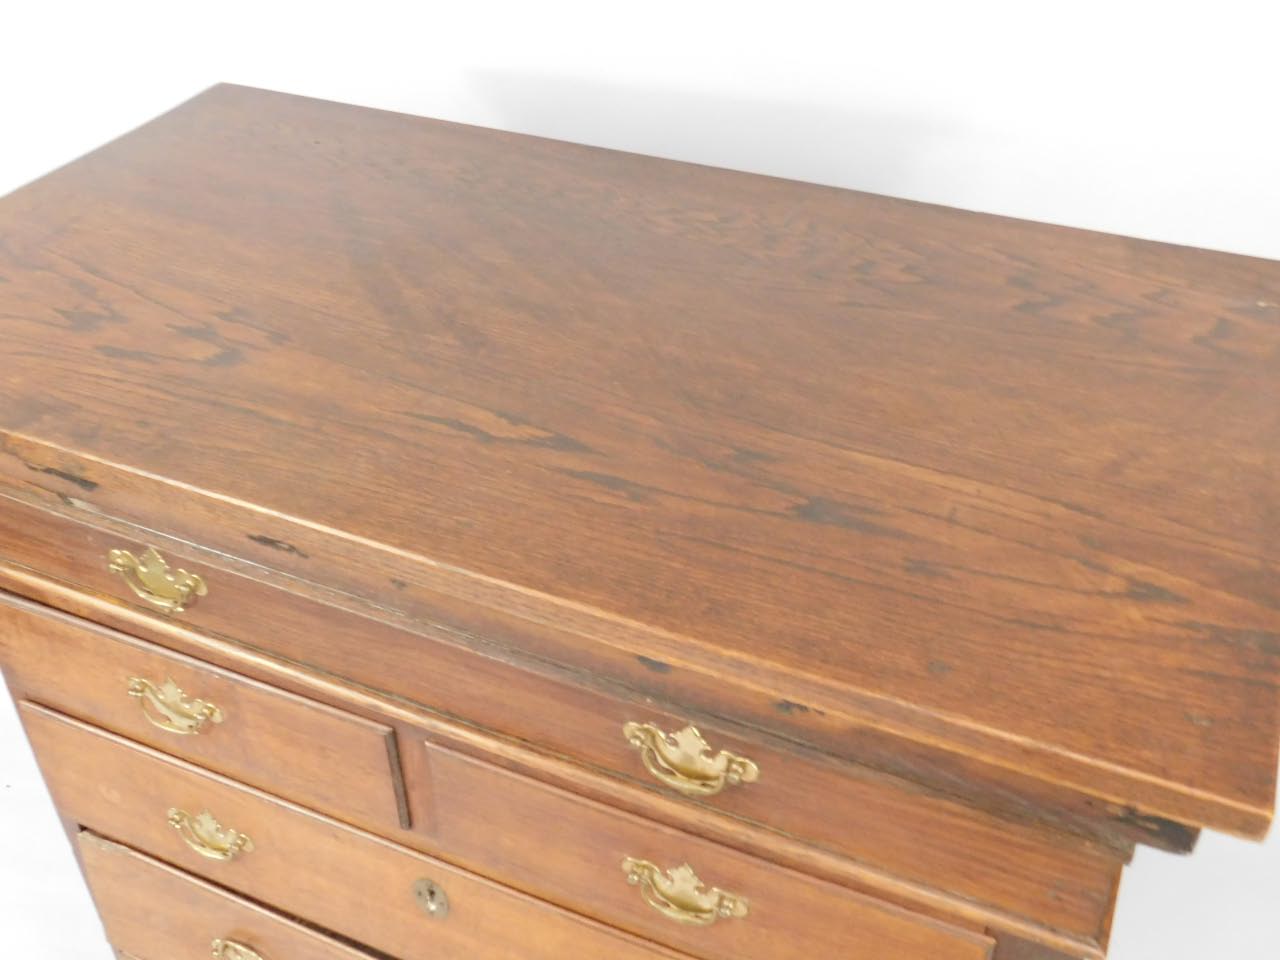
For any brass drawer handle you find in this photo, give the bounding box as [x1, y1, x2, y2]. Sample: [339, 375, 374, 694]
[108, 546, 207, 614]
[622, 857, 748, 926]
[623, 722, 759, 797]
[168, 808, 253, 861]
[212, 939, 265, 960]
[128, 677, 224, 735]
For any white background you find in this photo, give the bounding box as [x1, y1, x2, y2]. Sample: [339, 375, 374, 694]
[0, 2, 1277, 957]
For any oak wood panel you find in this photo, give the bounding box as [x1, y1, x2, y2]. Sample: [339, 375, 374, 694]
[80, 832, 380, 960]
[0, 492, 1187, 862]
[412, 734, 1000, 960]
[0, 577, 1116, 958]
[0, 595, 406, 832]
[0, 84, 1275, 838]
[991, 933, 1088, 960]
[0, 503, 1125, 945]
[0, 474, 1203, 857]
[26, 704, 705, 960]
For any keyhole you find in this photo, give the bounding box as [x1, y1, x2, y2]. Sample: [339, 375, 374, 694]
[413, 878, 449, 919]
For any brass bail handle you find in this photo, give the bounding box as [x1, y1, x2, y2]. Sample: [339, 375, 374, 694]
[212, 939, 266, 960]
[623, 722, 759, 797]
[168, 808, 254, 861]
[622, 857, 749, 926]
[108, 546, 208, 614]
[128, 676, 224, 735]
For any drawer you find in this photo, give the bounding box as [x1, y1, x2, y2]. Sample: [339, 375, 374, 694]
[79, 831, 379, 960]
[21, 703, 697, 960]
[0, 597, 407, 832]
[0, 493, 1119, 946]
[411, 734, 995, 960]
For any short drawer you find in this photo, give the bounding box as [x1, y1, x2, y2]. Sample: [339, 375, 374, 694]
[415, 735, 995, 960]
[80, 831, 379, 960]
[0, 598, 406, 832]
[22, 703, 696, 960]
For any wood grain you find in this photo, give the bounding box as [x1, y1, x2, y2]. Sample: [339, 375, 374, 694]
[0, 84, 1275, 838]
[0, 506, 1125, 942]
[24, 701, 994, 960]
[0, 468, 1214, 853]
[0, 592, 406, 832]
[412, 734, 998, 960]
[29, 705, 703, 960]
[990, 933, 1087, 960]
[80, 831, 378, 960]
[0, 576, 1117, 958]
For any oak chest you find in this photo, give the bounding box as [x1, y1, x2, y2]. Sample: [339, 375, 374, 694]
[1, 84, 1277, 960]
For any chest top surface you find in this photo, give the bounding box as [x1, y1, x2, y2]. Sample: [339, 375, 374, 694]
[0, 84, 1276, 838]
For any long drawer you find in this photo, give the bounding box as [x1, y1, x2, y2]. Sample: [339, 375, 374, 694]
[22, 701, 994, 960]
[0, 491, 1119, 945]
[0, 594, 407, 832]
[22, 703, 699, 960]
[80, 831, 380, 960]
[412, 733, 998, 960]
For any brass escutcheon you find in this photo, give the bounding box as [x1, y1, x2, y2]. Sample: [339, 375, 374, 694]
[413, 877, 450, 919]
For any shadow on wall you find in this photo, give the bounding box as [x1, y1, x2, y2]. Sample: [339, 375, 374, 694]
[464, 70, 963, 202]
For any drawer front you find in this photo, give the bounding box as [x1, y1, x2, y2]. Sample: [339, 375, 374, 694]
[0, 492, 1118, 946]
[22, 703, 695, 960]
[415, 736, 995, 960]
[80, 831, 378, 960]
[0, 597, 407, 832]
